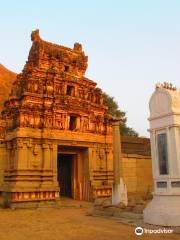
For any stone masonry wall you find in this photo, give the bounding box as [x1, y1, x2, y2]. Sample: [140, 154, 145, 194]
[121, 136, 153, 198]
[121, 153, 153, 198]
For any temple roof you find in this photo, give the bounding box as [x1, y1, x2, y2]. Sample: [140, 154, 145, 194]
[31, 29, 84, 54]
[28, 30, 88, 75]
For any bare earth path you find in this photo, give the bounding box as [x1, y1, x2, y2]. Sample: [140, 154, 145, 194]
[0, 206, 179, 240]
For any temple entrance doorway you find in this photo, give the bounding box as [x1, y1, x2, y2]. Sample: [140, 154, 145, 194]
[57, 154, 74, 197]
[57, 146, 89, 200]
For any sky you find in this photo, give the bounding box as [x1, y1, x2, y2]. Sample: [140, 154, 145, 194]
[1, 0, 180, 137]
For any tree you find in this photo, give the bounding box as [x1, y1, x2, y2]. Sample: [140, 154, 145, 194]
[102, 92, 138, 137]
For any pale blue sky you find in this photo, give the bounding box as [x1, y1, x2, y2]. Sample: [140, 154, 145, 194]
[1, 0, 180, 136]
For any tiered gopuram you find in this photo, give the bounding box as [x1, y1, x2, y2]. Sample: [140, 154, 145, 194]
[0, 30, 113, 204]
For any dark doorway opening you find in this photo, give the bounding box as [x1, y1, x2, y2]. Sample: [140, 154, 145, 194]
[57, 154, 73, 197]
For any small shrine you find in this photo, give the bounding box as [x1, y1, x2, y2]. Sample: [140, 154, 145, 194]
[144, 82, 180, 226]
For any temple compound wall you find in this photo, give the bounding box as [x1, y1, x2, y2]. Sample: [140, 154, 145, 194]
[121, 137, 153, 199]
[0, 30, 152, 204]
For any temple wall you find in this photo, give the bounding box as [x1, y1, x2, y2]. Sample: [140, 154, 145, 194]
[88, 145, 113, 199]
[0, 134, 153, 202]
[121, 136, 153, 198]
[121, 152, 153, 199]
[0, 134, 113, 202]
[1, 138, 59, 203]
[0, 135, 153, 202]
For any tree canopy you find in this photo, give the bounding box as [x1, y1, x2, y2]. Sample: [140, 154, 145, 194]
[103, 92, 138, 137]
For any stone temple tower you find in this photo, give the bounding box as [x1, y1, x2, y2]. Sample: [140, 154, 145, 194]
[0, 30, 113, 205]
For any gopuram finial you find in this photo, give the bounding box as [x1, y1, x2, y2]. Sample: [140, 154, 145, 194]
[155, 82, 177, 91]
[31, 29, 41, 42]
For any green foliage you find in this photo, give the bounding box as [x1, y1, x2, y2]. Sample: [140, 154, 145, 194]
[103, 93, 126, 121]
[120, 125, 139, 137]
[102, 92, 138, 137]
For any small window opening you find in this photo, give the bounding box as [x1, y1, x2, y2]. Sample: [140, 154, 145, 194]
[64, 65, 69, 72]
[66, 85, 75, 96]
[69, 116, 77, 131]
[157, 133, 169, 175]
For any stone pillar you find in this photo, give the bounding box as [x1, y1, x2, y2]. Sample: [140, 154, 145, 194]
[16, 139, 26, 169]
[52, 144, 59, 187]
[113, 120, 121, 182]
[112, 119, 121, 205]
[42, 143, 51, 169]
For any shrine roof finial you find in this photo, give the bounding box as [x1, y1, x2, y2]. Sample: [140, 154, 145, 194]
[155, 82, 177, 91]
[31, 29, 41, 42]
[73, 42, 82, 52]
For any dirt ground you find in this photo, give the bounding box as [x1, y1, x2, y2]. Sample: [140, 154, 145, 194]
[0, 204, 179, 240]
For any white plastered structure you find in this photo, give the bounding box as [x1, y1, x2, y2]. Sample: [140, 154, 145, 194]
[143, 84, 180, 226]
